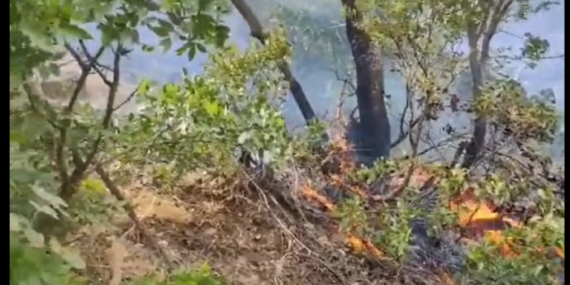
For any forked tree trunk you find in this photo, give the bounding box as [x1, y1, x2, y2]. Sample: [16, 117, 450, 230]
[461, 0, 513, 169]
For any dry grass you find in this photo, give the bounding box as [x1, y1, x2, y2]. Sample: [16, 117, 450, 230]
[71, 136, 562, 285]
[73, 163, 451, 285]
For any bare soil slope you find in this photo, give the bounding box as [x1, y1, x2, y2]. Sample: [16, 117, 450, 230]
[73, 169, 452, 285]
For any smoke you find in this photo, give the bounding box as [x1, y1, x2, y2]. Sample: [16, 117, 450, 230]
[78, 0, 564, 156]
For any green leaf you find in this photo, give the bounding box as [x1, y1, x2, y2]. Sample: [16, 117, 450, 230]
[29, 201, 60, 220]
[137, 78, 152, 95]
[196, 43, 207, 53]
[141, 44, 155, 52]
[203, 101, 220, 116]
[188, 45, 197, 60]
[98, 24, 117, 46]
[32, 185, 67, 210]
[160, 37, 172, 52]
[157, 18, 174, 33]
[10, 131, 25, 144]
[59, 24, 93, 40]
[149, 23, 170, 37]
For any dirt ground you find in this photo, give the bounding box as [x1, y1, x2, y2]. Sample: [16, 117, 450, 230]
[71, 170, 450, 285]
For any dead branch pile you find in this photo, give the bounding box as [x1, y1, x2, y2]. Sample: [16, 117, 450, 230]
[236, 140, 460, 285]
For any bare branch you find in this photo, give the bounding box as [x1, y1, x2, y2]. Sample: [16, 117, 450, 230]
[93, 163, 174, 268]
[64, 44, 106, 110]
[390, 84, 425, 149]
[113, 88, 138, 112]
[330, 68, 356, 126]
[60, 43, 123, 200]
[78, 40, 114, 87]
[230, 0, 319, 124]
[56, 44, 105, 196]
[481, 0, 515, 60]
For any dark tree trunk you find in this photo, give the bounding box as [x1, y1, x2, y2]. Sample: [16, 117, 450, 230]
[342, 0, 391, 165]
[461, 33, 488, 169]
[231, 0, 318, 123]
[230, 0, 329, 169]
[461, 116, 487, 168]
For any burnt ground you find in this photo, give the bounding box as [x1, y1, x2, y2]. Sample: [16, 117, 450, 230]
[72, 169, 452, 285]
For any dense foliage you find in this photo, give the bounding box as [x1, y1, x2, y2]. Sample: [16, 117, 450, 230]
[10, 0, 564, 284]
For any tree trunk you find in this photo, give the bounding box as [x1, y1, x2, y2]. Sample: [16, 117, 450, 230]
[461, 1, 509, 169]
[461, 40, 487, 169]
[342, 0, 391, 164]
[230, 0, 318, 123]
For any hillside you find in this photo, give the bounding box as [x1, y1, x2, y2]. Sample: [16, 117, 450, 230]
[10, 0, 564, 285]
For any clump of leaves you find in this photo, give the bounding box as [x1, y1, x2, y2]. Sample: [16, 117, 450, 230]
[330, 158, 563, 283]
[10, 234, 86, 285]
[66, 177, 123, 229]
[150, 162, 180, 193]
[474, 78, 559, 143]
[115, 32, 295, 178]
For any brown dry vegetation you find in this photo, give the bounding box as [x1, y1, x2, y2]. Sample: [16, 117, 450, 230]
[72, 152, 461, 285]
[70, 134, 564, 285]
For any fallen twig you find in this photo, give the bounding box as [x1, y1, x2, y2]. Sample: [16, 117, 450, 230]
[95, 163, 175, 269]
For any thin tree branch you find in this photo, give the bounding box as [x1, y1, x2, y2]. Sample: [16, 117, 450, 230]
[60, 43, 122, 200]
[230, 0, 319, 124]
[93, 163, 174, 268]
[57, 44, 105, 197]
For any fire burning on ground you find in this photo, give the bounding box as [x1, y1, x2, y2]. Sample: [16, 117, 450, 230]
[296, 135, 564, 283]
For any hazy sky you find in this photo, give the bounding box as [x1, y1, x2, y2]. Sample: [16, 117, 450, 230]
[497, 2, 565, 106]
[84, 0, 565, 125]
